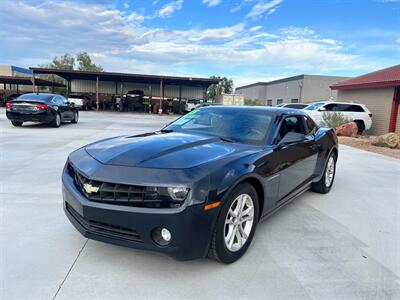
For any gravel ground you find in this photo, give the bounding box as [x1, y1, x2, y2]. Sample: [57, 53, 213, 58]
[338, 136, 400, 159]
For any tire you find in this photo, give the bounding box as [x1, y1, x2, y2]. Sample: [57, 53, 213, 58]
[71, 111, 78, 123]
[355, 120, 365, 135]
[51, 113, 61, 128]
[11, 121, 23, 127]
[311, 152, 337, 194]
[208, 183, 259, 264]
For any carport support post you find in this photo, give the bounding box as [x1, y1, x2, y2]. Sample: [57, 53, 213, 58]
[149, 83, 152, 114]
[51, 74, 55, 93]
[179, 85, 182, 114]
[31, 74, 36, 93]
[96, 75, 99, 111]
[159, 79, 163, 115]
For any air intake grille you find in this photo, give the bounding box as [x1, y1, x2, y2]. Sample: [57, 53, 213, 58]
[67, 163, 182, 208]
[66, 203, 142, 242]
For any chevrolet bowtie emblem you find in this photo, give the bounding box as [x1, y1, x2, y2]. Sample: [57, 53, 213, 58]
[83, 183, 100, 194]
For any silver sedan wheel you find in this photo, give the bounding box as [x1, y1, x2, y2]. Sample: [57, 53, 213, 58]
[224, 193, 255, 252]
[56, 114, 61, 126]
[325, 156, 335, 188]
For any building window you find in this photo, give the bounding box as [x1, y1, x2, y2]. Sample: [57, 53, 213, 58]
[277, 99, 283, 105]
[267, 99, 272, 106]
[291, 99, 299, 103]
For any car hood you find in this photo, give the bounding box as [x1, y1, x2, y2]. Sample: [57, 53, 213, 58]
[85, 132, 257, 169]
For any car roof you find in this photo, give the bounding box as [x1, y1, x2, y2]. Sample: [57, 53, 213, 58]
[316, 101, 364, 106]
[199, 105, 308, 116]
[16, 93, 59, 102]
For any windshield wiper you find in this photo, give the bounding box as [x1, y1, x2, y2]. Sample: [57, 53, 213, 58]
[160, 129, 174, 133]
[218, 136, 235, 143]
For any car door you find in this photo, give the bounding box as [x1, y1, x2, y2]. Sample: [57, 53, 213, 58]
[59, 96, 74, 120]
[274, 115, 319, 200]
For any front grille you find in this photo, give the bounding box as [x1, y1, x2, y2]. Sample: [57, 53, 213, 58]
[66, 203, 143, 242]
[67, 163, 183, 208]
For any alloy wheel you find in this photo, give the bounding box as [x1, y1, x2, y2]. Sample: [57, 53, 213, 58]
[325, 156, 335, 187]
[56, 114, 61, 126]
[224, 193, 254, 252]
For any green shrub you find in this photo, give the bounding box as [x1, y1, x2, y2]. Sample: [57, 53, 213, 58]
[244, 99, 265, 106]
[322, 111, 352, 128]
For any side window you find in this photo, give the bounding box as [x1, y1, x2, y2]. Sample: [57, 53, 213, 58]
[324, 104, 337, 111]
[304, 116, 317, 134]
[278, 116, 306, 142]
[61, 96, 69, 104]
[350, 105, 365, 112]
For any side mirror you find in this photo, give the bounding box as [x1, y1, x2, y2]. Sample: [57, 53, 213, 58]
[278, 132, 305, 147]
[318, 106, 326, 111]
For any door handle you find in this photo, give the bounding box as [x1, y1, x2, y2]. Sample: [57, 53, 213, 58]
[310, 144, 320, 151]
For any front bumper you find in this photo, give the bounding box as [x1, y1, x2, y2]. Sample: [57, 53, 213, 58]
[6, 110, 54, 123]
[62, 168, 220, 260]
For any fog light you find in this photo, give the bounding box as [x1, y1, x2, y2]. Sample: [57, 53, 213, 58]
[152, 227, 172, 246]
[161, 228, 171, 242]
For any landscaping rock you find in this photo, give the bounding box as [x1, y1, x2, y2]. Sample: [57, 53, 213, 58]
[371, 133, 400, 149]
[335, 122, 358, 137]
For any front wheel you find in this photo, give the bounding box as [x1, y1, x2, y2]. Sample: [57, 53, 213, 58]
[11, 121, 23, 127]
[71, 111, 78, 123]
[311, 152, 337, 194]
[208, 183, 259, 263]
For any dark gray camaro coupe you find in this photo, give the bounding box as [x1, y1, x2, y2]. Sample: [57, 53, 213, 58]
[62, 106, 338, 263]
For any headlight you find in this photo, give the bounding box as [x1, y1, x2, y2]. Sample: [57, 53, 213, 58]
[167, 187, 190, 201]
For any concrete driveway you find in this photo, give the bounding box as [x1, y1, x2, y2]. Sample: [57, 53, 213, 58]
[1, 110, 399, 300]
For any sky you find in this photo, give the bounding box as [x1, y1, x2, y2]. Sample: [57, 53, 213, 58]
[0, 0, 399, 87]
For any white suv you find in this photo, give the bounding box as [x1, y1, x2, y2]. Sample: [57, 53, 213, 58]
[304, 101, 372, 134]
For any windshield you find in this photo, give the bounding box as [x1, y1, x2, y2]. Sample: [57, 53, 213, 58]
[164, 107, 274, 145]
[304, 102, 324, 110]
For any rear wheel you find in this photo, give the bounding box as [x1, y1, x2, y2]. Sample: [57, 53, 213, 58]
[355, 120, 365, 135]
[208, 183, 259, 263]
[71, 111, 78, 123]
[11, 121, 23, 127]
[311, 152, 337, 194]
[51, 113, 61, 128]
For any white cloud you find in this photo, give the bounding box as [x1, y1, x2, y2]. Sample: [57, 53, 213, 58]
[156, 0, 183, 18]
[0, 0, 386, 82]
[249, 25, 263, 32]
[202, 0, 222, 7]
[246, 0, 283, 19]
[186, 23, 245, 42]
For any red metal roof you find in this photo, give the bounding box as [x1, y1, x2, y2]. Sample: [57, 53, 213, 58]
[331, 64, 400, 90]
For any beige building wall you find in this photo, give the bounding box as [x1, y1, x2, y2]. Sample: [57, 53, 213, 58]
[236, 84, 267, 101]
[266, 78, 303, 104]
[216, 94, 244, 105]
[337, 87, 396, 135]
[302, 75, 350, 103]
[0, 65, 13, 76]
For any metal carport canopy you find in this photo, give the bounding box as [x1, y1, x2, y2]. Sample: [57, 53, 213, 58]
[30, 68, 220, 88]
[0, 75, 65, 87]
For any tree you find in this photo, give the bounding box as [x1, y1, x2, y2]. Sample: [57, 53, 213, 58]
[207, 76, 234, 101]
[40, 52, 103, 71]
[40, 53, 75, 70]
[76, 52, 104, 72]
